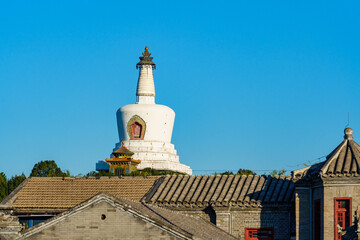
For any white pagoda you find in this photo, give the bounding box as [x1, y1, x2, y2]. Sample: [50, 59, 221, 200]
[113, 47, 192, 174]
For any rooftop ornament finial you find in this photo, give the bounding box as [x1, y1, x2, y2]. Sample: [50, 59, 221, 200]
[137, 46, 156, 69]
[344, 127, 353, 140]
[142, 46, 151, 57]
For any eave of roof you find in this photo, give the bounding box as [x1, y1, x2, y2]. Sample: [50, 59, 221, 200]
[105, 157, 141, 163]
[112, 144, 134, 156]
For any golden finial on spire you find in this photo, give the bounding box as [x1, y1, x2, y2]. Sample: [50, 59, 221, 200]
[142, 46, 151, 57]
[122, 141, 125, 147]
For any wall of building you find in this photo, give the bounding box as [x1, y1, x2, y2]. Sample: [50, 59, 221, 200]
[21, 201, 182, 240]
[169, 205, 293, 240]
[216, 208, 292, 240]
[295, 187, 311, 240]
[177, 207, 216, 225]
[312, 185, 324, 240]
[296, 180, 360, 240]
[0, 209, 22, 240]
[323, 182, 360, 240]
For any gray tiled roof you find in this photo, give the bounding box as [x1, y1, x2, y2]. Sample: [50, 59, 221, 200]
[144, 174, 295, 207]
[294, 128, 360, 178]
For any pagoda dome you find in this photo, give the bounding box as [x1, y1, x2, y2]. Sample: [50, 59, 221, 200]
[117, 103, 175, 143]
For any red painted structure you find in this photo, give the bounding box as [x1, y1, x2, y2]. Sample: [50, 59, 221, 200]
[334, 197, 351, 240]
[245, 227, 274, 240]
[131, 122, 142, 139]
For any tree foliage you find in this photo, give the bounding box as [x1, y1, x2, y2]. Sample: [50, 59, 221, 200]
[0, 173, 27, 202]
[8, 174, 27, 193]
[30, 160, 70, 177]
[219, 168, 256, 176]
[85, 171, 113, 177]
[0, 172, 8, 202]
[123, 168, 183, 176]
[85, 168, 183, 177]
[269, 169, 287, 176]
[237, 168, 256, 176]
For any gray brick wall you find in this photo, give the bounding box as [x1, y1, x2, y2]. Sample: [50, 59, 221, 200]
[167, 206, 292, 240]
[23, 201, 180, 240]
[216, 208, 291, 240]
[323, 184, 360, 240]
[295, 188, 311, 240]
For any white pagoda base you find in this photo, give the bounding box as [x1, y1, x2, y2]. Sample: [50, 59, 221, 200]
[114, 140, 192, 175]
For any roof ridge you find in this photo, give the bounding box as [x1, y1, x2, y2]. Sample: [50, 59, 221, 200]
[320, 140, 347, 175]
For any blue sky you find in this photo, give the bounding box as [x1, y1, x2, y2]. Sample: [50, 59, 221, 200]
[1, 1, 360, 177]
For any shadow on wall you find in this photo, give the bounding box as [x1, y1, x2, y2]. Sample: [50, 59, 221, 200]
[244, 176, 296, 240]
[203, 206, 216, 225]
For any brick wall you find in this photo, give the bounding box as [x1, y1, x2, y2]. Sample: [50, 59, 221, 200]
[174, 207, 216, 225]
[216, 208, 291, 240]
[167, 206, 292, 240]
[323, 183, 360, 240]
[295, 187, 311, 240]
[23, 201, 181, 240]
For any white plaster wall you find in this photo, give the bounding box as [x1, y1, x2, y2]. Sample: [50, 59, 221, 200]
[137, 65, 155, 96]
[116, 104, 175, 143]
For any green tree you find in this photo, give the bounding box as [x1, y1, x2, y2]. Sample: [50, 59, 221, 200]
[269, 169, 287, 176]
[85, 171, 113, 177]
[218, 169, 256, 176]
[0, 172, 8, 202]
[30, 160, 70, 177]
[128, 168, 183, 176]
[237, 168, 256, 176]
[8, 173, 27, 193]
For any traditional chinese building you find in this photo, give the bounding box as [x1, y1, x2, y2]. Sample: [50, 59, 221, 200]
[294, 127, 360, 240]
[16, 193, 237, 240]
[105, 142, 141, 175]
[4, 128, 360, 240]
[114, 47, 192, 174]
[3, 45, 360, 239]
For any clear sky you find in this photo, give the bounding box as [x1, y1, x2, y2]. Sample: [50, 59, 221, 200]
[1, 1, 360, 177]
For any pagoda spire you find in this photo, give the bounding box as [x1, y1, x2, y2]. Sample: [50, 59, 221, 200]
[136, 46, 156, 104]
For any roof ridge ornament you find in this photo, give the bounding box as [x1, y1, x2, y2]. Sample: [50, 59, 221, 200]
[142, 46, 151, 57]
[344, 127, 353, 140]
[137, 46, 156, 69]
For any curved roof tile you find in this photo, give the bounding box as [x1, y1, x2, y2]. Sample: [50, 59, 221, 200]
[144, 174, 294, 208]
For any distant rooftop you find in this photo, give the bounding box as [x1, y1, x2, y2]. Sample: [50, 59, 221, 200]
[144, 174, 295, 207]
[1, 176, 161, 213]
[294, 127, 360, 179]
